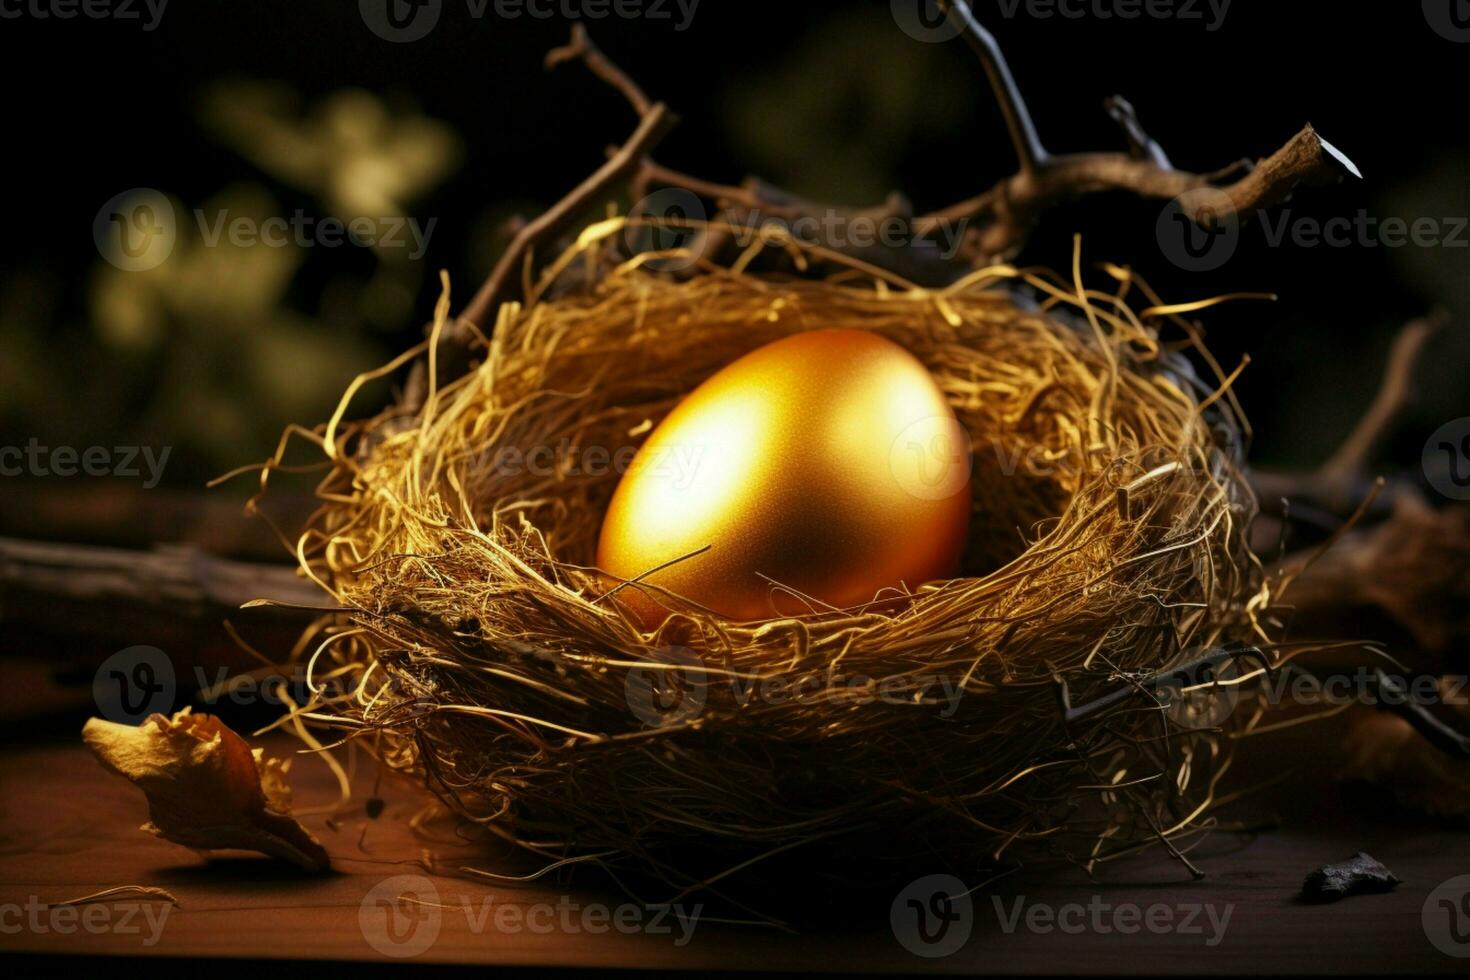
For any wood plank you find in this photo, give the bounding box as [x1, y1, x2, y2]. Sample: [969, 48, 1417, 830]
[0, 733, 1466, 973]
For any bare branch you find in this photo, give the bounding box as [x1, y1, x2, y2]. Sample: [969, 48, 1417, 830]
[1267, 501, 1470, 662]
[937, 0, 1048, 173]
[454, 21, 1362, 354]
[1176, 125, 1361, 226]
[0, 536, 323, 660]
[0, 536, 323, 613]
[917, 124, 1360, 261]
[1104, 95, 1171, 168]
[458, 101, 675, 335]
[454, 28, 677, 337]
[544, 22, 651, 118]
[1320, 311, 1447, 478]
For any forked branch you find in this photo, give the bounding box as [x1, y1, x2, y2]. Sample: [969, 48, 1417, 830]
[454, 8, 1360, 337]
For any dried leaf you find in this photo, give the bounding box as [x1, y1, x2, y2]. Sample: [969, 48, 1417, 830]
[82, 708, 330, 871]
[1344, 707, 1470, 820]
[1282, 500, 1470, 660]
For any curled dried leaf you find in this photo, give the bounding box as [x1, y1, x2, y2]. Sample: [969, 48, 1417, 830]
[82, 708, 330, 871]
[1344, 706, 1470, 821]
[1279, 500, 1470, 662]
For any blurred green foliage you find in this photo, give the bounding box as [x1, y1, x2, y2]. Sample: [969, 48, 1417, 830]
[3, 83, 463, 485]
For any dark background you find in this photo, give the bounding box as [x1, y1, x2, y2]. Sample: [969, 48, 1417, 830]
[2, 0, 1467, 495]
[1, 9, 1468, 969]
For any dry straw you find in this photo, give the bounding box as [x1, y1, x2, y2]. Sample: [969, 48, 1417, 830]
[259, 216, 1273, 905]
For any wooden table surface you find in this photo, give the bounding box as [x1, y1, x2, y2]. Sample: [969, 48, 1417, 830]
[1, 724, 1467, 974]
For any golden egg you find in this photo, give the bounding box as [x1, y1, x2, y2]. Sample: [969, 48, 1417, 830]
[597, 329, 972, 625]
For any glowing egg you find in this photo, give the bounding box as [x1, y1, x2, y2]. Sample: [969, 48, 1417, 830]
[596, 329, 972, 625]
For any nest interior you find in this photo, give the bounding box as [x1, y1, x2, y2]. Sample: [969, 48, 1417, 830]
[278, 221, 1265, 899]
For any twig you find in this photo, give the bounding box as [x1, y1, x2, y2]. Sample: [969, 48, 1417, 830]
[457, 29, 675, 336]
[0, 536, 321, 618]
[916, 124, 1359, 261]
[1320, 310, 1448, 478]
[544, 23, 650, 117]
[1054, 644, 1270, 725]
[455, 16, 1362, 344]
[1248, 310, 1449, 553]
[458, 103, 675, 336]
[1180, 126, 1360, 221]
[914, 2, 1359, 257]
[1370, 670, 1470, 759]
[1104, 95, 1171, 168]
[937, 0, 1047, 173]
[458, 25, 678, 334]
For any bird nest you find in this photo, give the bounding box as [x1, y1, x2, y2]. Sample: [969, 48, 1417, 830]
[268, 218, 1267, 904]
